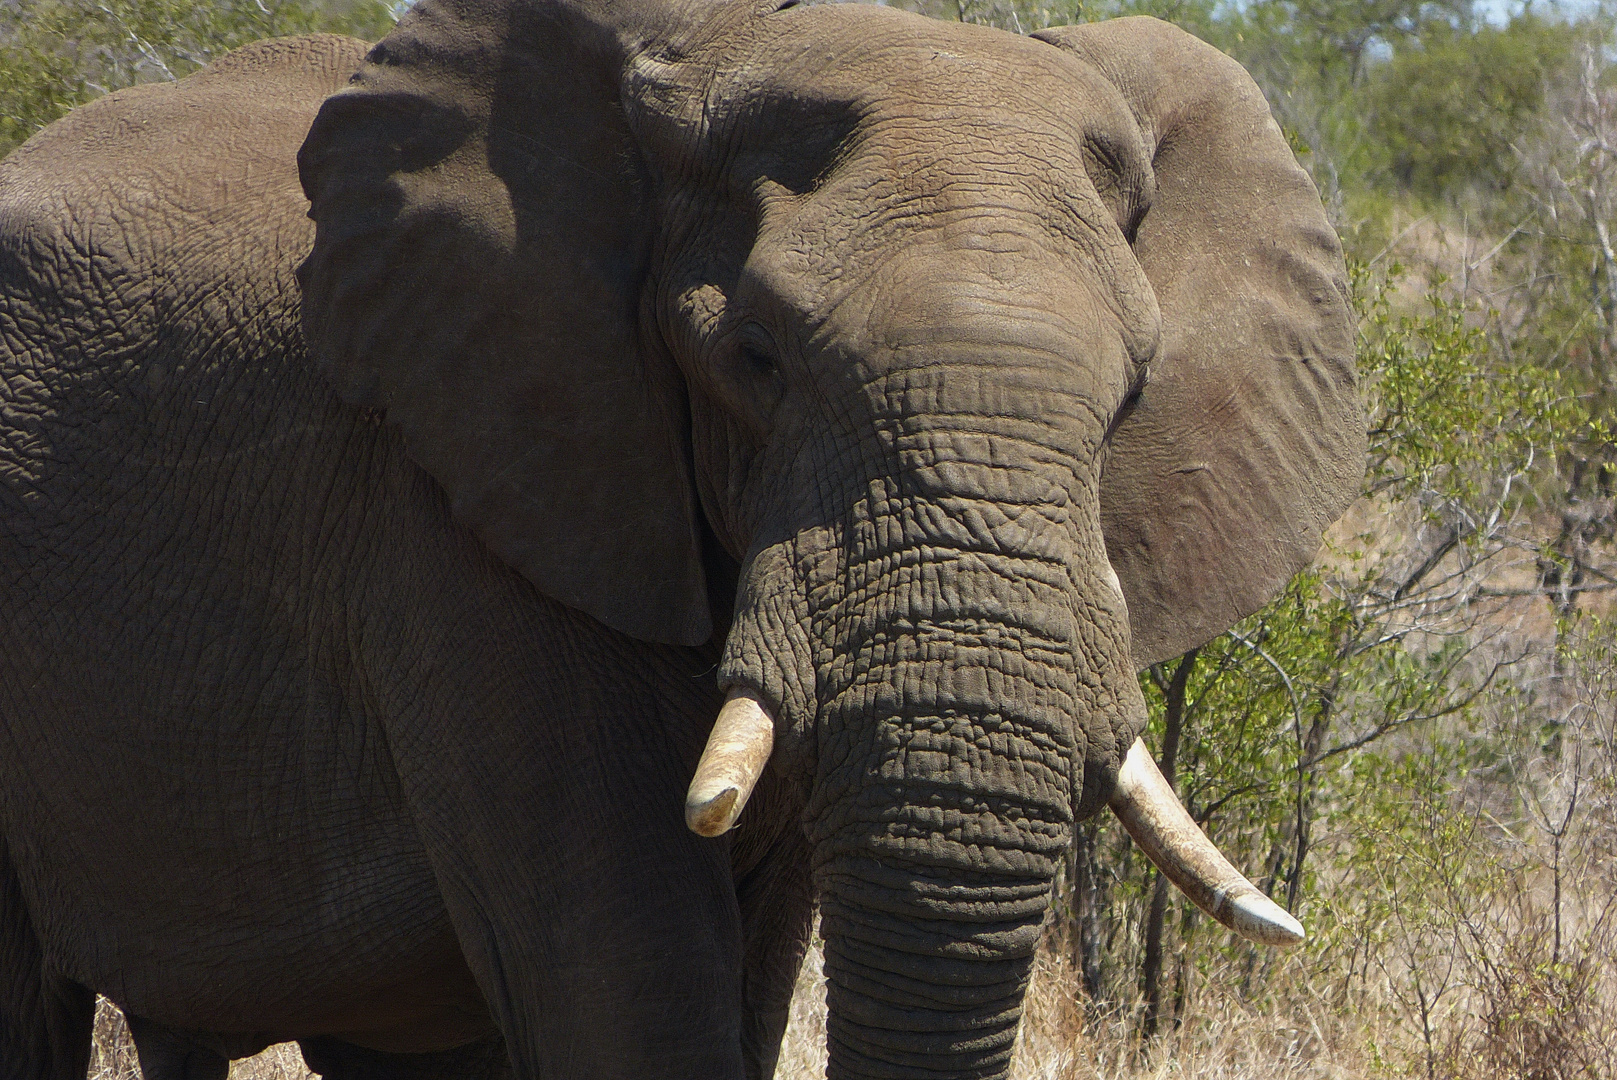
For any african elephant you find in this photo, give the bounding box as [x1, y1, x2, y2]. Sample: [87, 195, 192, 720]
[0, 0, 1363, 1077]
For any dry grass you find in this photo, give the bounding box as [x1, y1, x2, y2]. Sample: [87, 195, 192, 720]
[227, 1043, 313, 1080]
[89, 999, 312, 1080]
[88, 1000, 141, 1080]
[1008, 953, 1374, 1080]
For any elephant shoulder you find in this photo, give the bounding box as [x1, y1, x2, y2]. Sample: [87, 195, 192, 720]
[0, 35, 370, 298]
[0, 34, 372, 384]
[195, 33, 373, 91]
[0, 34, 374, 489]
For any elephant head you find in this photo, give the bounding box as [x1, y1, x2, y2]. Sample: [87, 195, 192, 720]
[296, 1, 1362, 1075]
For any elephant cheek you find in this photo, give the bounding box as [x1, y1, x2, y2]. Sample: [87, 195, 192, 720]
[714, 533, 828, 775]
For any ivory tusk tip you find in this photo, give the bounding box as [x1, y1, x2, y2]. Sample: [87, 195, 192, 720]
[1230, 891, 1305, 947]
[685, 786, 741, 837]
[686, 687, 775, 838]
[1112, 737, 1304, 948]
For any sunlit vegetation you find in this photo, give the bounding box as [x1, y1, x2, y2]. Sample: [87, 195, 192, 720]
[0, 0, 394, 155]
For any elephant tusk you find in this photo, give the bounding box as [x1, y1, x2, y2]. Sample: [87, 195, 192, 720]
[685, 687, 775, 838]
[1109, 738, 1305, 947]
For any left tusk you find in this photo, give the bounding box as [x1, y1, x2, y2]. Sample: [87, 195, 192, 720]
[1109, 737, 1305, 947]
[685, 687, 775, 838]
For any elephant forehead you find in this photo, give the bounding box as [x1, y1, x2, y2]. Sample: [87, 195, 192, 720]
[754, 138, 1121, 286]
[738, 162, 1159, 383]
[668, 3, 1149, 191]
[686, 12, 1155, 292]
[717, 2, 1129, 124]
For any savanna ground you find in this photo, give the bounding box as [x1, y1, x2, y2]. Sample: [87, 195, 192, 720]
[8, 0, 1617, 1076]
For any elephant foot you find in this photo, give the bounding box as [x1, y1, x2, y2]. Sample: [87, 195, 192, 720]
[298, 1035, 511, 1080]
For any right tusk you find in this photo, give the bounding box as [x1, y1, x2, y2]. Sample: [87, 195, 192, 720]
[1109, 737, 1304, 947]
[685, 687, 775, 838]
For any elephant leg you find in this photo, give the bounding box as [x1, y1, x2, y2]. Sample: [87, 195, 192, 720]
[376, 637, 745, 1077]
[124, 1017, 228, 1080]
[299, 1035, 511, 1080]
[736, 829, 815, 1080]
[411, 755, 746, 1080]
[0, 840, 95, 1080]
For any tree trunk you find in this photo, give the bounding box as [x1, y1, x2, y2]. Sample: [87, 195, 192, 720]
[1140, 650, 1195, 1040]
[1069, 820, 1105, 1003]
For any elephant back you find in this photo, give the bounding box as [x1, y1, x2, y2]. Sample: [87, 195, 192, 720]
[0, 35, 368, 369]
[0, 34, 368, 503]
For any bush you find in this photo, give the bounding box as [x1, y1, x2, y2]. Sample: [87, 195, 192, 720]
[1364, 16, 1585, 200]
[0, 0, 396, 156]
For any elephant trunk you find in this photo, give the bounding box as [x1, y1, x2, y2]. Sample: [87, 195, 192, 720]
[715, 351, 1143, 1077]
[806, 540, 1088, 1080]
[817, 859, 1050, 1079]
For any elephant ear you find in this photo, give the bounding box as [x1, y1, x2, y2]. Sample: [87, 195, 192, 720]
[298, 0, 712, 645]
[1034, 17, 1365, 668]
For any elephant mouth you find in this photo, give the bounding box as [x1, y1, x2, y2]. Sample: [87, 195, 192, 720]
[684, 688, 1302, 947]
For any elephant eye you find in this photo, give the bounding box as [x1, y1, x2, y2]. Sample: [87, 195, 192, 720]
[726, 326, 786, 429]
[739, 341, 779, 379]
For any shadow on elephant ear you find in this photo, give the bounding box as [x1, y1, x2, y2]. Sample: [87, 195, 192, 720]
[299, 0, 715, 648]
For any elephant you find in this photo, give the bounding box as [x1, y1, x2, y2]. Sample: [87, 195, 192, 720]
[0, 0, 1364, 1077]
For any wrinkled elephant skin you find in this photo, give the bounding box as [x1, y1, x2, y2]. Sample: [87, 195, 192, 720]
[0, 4, 1363, 1080]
